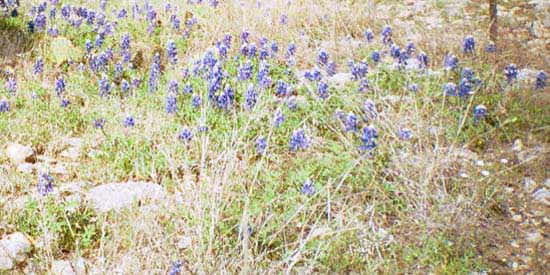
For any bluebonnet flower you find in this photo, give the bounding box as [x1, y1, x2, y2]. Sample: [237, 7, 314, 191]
[47, 26, 58, 37]
[504, 64, 518, 83]
[169, 80, 179, 94]
[276, 80, 291, 97]
[124, 116, 135, 127]
[60, 99, 70, 108]
[535, 71, 547, 89]
[257, 61, 272, 88]
[273, 110, 284, 128]
[461, 67, 474, 80]
[241, 30, 250, 44]
[85, 39, 93, 54]
[364, 100, 377, 119]
[245, 84, 257, 110]
[61, 5, 70, 18]
[398, 128, 412, 140]
[240, 43, 249, 57]
[417, 52, 428, 69]
[238, 61, 254, 81]
[34, 57, 44, 75]
[360, 125, 378, 151]
[95, 33, 105, 48]
[280, 14, 288, 25]
[5, 77, 17, 94]
[120, 80, 130, 93]
[473, 105, 487, 121]
[148, 54, 161, 92]
[179, 127, 193, 142]
[168, 261, 183, 275]
[364, 29, 374, 43]
[405, 42, 415, 56]
[0, 99, 10, 112]
[99, 77, 110, 97]
[256, 136, 267, 155]
[458, 78, 472, 98]
[344, 112, 358, 132]
[286, 97, 298, 111]
[317, 81, 329, 99]
[118, 8, 127, 19]
[49, 7, 56, 19]
[463, 35, 475, 54]
[444, 54, 458, 70]
[216, 42, 228, 59]
[191, 94, 202, 108]
[170, 14, 181, 31]
[93, 118, 105, 129]
[381, 25, 392, 45]
[318, 49, 329, 66]
[259, 37, 268, 47]
[247, 43, 257, 58]
[121, 33, 131, 51]
[216, 86, 233, 110]
[301, 179, 315, 196]
[358, 78, 370, 93]
[390, 44, 401, 59]
[349, 61, 368, 80]
[167, 40, 178, 64]
[28, 21, 35, 33]
[34, 13, 47, 31]
[131, 79, 141, 89]
[326, 62, 336, 76]
[259, 46, 269, 60]
[38, 173, 54, 196]
[166, 93, 178, 114]
[485, 43, 496, 53]
[182, 83, 193, 94]
[223, 33, 232, 48]
[114, 62, 124, 78]
[100, 0, 107, 11]
[199, 125, 209, 132]
[287, 43, 296, 57]
[409, 83, 419, 93]
[270, 41, 278, 56]
[146, 7, 156, 22]
[443, 82, 457, 96]
[371, 51, 380, 64]
[289, 129, 309, 152]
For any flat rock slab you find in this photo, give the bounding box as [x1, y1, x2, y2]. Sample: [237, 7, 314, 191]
[0, 232, 31, 271]
[85, 182, 166, 213]
[5, 143, 35, 164]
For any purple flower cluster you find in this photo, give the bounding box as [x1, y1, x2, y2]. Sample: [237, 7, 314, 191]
[289, 129, 309, 152]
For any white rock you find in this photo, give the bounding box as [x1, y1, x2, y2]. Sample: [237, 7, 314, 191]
[51, 260, 76, 275]
[526, 231, 542, 243]
[532, 188, 550, 204]
[72, 257, 86, 275]
[327, 73, 352, 90]
[0, 232, 31, 263]
[5, 143, 35, 164]
[17, 163, 35, 173]
[523, 178, 537, 192]
[52, 164, 68, 176]
[481, 170, 490, 177]
[60, 147, 81, 161]
[177, 236, 192, 250]
[85, 182, 166, 213]
[0, 248, 14, 271]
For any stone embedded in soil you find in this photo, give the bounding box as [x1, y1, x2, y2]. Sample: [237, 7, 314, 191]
[50, 260, 76, 275]
[85, 182, 166, 213]
[5, 142, 35, 164]
[532, 188, 550, 205]
[0, 232, 32, 271]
